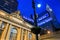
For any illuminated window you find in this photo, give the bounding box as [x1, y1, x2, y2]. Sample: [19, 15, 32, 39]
[28, 33, 32, 40]
[0, 21, 6, 36]
[9, 26, 17, 40]
[4, 1, 9, 5]
[0, 22, 6, 29]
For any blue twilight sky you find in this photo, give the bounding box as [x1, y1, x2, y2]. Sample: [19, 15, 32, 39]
[17, 0, 60, 23]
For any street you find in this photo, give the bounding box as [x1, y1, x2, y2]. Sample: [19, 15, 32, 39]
[41, 31, 60, 40]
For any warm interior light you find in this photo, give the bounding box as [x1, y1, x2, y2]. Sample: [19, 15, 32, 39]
[47, 31, 51, 34]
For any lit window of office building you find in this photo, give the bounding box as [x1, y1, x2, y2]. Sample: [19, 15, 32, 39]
[0, 0, 18, 13]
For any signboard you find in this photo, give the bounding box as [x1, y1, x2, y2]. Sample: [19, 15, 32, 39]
[37, 13, 49, 22]
[23, 16, 34, 22]
[38, 17, 52, 26]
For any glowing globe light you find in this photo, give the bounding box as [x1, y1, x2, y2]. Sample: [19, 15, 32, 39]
[37, 4, 41, 8]
[47, 31, 51, 34]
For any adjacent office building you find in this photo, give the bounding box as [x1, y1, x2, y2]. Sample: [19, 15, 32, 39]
[37, 4, 60, 32]
[0, 0, 18, 13]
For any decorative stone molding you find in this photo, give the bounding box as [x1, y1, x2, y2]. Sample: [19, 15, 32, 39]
[0, 10, 34, 28]
[10, 11, 24, 21]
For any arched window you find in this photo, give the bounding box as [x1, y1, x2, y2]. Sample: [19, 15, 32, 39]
[0, 21, 6, 36]
[0, 21, 6, 29]
[9, 26, 17, 40]
[28, 33, 32, 40]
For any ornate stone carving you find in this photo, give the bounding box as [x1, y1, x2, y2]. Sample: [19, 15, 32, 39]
[10, 11, 24, 21]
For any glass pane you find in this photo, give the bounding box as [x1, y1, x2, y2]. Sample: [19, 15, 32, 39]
[9, 27, 17, 40]
[29, 33, 32, 40]
[0, 21, 6, 37]
[0, 22, 6, 29]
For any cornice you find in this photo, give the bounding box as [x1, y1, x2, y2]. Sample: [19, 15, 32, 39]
[0, 10, 34, 29]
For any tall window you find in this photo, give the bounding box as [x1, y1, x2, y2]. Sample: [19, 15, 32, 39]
[9, 26, 17, 40]
[0, 21, 6, 29]
[0, 21, 6, 36]
[28, 33, 32, 40]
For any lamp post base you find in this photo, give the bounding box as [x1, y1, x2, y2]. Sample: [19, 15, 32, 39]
[31, 27, 41, 40]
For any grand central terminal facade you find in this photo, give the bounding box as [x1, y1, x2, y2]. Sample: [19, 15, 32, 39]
[0, 10, 40, 40]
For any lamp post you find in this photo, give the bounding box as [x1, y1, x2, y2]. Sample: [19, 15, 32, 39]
[31, 0, 41, 40]
[32, 0, 37, 26]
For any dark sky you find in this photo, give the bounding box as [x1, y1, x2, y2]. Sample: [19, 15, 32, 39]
[17, 0, 60, 23]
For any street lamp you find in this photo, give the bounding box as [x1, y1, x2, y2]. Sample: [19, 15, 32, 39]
[37, 4, 41, 8]
[47, 31, 51, 34]
[31, 0, 41, 40]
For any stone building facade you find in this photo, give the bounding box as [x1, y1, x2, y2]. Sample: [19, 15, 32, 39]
[0, 10, 38, 40]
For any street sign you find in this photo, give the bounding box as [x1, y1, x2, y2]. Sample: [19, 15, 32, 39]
[38, 17, 52, 26]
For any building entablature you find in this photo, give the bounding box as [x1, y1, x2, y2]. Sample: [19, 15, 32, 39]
[0, 10, 34, 31]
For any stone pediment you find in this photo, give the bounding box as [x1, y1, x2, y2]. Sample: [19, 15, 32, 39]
[0, 10, 34, 28]
[10, 11, 24, 21]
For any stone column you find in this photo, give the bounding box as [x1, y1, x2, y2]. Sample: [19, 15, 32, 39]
[24, 30, 28, 40]
[0, 20, 2, 39]
[17, 28, 22, 40]
[38, 34, 40, 40]
[21, 29, 23, 40]
[0, 20, 2, 28]
[32, 33, 36, 40]
[5, 25, 12, 40]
